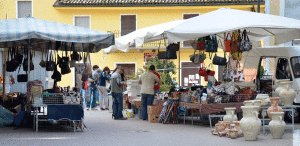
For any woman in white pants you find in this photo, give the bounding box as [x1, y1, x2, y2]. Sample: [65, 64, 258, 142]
[97, 67, 110, 110]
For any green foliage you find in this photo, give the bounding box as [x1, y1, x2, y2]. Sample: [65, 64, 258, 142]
[128, 56, 177, 92]
[260, 66, 265, 78]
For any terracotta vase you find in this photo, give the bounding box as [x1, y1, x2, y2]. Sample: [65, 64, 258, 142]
[233, 121, 243, 137]
[279, 82, 296, 106]
[267, 97, 283, 120]
[212, 121, 223, 135]
[240, 106, 261, 141]
[223, 107, 238, 123]
[269, 112, 286, 139]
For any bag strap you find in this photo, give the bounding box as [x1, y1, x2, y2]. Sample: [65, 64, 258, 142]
[225, 33, 231, 41]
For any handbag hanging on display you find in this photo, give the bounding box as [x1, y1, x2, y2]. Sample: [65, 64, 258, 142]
[166, 42, 179, 59]
[205, 34, 218, 59]
[230, 30, 242, 60]
[46, 42, 56, 71]
[71, 42, 81, 61]
[190, 49, 206, 64]
[198, 63, 207, 76]
[213, 40, 227, 66]
[15, 47, 23, 66]
[6, 48, 19, 72]
[237, 30, 252, 52]
[60, 43, 71, 75]
[23, 48, 34, 72]
[39, 47, 46, 68]
[17, 65, 28, 83]
[224, 33, 232, 52]
[197, 37, 206, 50]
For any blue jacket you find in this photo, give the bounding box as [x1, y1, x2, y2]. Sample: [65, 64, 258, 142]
[99, 71, 110, 86]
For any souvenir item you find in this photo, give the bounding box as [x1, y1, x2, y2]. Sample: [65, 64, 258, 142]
[240, 106, 261, 141]
[269, 112, 286, 139]
[279, 81, 296, 106]
[267, 97, 283, 120]
[223, 107, 238, 123]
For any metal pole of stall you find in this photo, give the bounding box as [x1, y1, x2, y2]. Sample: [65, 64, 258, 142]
[257, 0, 260, 13]
[3, 48, 7, 103]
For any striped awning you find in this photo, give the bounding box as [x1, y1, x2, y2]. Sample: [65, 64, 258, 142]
[0, 17, 114, 52]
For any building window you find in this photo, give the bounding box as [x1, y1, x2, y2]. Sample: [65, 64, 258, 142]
[17, 1, 32, 18]
[121, 15, 136, 36]
[183, 13, 200, 47]
[74, 16, 90, 29]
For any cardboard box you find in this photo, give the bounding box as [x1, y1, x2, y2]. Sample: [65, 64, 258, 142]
[147, 105, 163, 115]
[134, 101, 142, 109]
[148, 114, 160, 123]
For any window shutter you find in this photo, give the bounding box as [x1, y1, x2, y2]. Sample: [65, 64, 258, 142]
[74, 16, 90, 29]
[183, 14, 199, 47]
[18, 1, 32, 18]
[121, 15, 136, 36]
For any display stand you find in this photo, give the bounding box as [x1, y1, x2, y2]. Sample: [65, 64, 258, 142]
[31, 93, 84, 132]
[261, 105, 299, 133]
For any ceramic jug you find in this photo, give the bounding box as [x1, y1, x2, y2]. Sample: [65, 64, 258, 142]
[267, 97, 283, 120]
[223, 107, 238, 123]
[233, 121, 243, 137]
[240, 106, 261, 141]
[279, 82, 296, 106]
[275, 79, 290, 96]
[243, 100, 253, 106]
[228, 129, 238, 139]
[269, 112, 286, 139]
[255, 94, 269, 106]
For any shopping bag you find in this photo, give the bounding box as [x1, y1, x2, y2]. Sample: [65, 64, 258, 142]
[224, 33, 231, 52]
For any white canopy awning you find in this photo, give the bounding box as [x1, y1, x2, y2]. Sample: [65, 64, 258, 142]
[103, 20, 186, 54]
[165, 8, 300, 45]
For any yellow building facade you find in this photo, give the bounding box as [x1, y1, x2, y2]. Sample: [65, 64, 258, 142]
[0, 0, 265, 88]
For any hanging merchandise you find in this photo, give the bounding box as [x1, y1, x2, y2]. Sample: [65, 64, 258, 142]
[197, 37, 206, 50]
[198, 63, 207, 76]
[17, 64, 28, 83]
[157, 49, 167, 59]
[46, 42, 56, 71]
[190, 49, 206, 64]
[51, 65, 61, 82]
[71, 42, 82, 61]
[166, 42, 179, 59]
[229, 62, 245, 82]
[14, 47, 23, 67]
[39, 46, 46, 68]
[230, 30, 242, 61]
[213, 40, 227, 66]
[205, 34, 218, 59]
[60, 43, 71, 75]
[224, 33, 232, 52]
[6, 48, 19, 72]
[82, 52, 93, 81]
[237, 30, 252, 52]
[23, 47, 34, 72]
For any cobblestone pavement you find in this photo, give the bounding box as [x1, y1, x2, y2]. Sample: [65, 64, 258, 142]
[0, 110, 296, 146]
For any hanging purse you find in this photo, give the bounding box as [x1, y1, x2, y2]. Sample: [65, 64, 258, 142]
[197, 37, 206, 50]
[238, 30, 252, 52]
[198, 63, 207, 76]
[15, 47, 23, 66]
[17, 65, 28, 82]
[51, 65, 61, 82]
[230, 30, 242, 60]
[224, 33, 231, 52]
[213, 40, 227, 66]
[39, 47, 46, 68]
[71, 42, 81, 61]
[46, 42, 56, 71]
[83, 52, 92, 75]
[59, 43, 70, 68]
[205, 35, 218, 59]
[6, 48, 18, 72]
[23, 47, 34, 72]
[190, 49, 206, 64]
[166, 42, 179, 59]
[157, 49, 167, 59]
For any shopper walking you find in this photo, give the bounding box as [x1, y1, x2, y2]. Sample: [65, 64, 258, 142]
[111, 66, 127, 120]
[89, 65, 99, 110]
[98, 67, 110, 110]
[139, 65, 160, 120]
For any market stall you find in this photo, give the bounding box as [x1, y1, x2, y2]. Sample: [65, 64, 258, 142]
[0, 17, 114, 132]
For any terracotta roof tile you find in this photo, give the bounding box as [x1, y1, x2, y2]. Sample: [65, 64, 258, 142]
[54, 0, 265, 7]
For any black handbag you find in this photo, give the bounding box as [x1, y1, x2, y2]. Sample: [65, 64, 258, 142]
[46, 52, 55, 71]
[59, 43, 70, 68]
[238, 30, 252, 52]
[51, 66, 61, 82]
[71, 42, 81, 61]
[213, 53, 227, 66]
[15, 47, 23, 66]
[23, 48, 34, 72]
[6, 48, 19, 72]
[157, 49, 167, 59]
[166, 43, 179, 59]
[17, 65, 28, 82]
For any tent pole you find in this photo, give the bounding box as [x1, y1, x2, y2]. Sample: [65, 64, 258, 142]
[27, 42, 30, 82]
[3, 48, 7, 103]
[178, 47, 180, 89]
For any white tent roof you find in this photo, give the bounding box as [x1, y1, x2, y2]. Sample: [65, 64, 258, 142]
[166, 8, 300, 45]
[103, 20, 186, 54]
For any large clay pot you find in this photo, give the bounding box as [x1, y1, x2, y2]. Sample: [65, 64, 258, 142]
[279, 82, 296, 106]
[240, 106, 261, 141]
[223, 107, 238, 123]
[233, 121, 243, 137]
[269, 112, 286, 139]
[267, 97, 283, 120]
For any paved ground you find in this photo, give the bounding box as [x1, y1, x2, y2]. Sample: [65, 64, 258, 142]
[0, 109, 297, 146]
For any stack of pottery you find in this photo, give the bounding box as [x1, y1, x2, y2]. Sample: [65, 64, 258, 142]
[243, 100, 262, 111]
[278, 81, 296, 106]
[240, 106, 261, 141]
[267, 97, 283, 120]
[217, 121, 231, 137]
[211, 121, 225, 135]
[233, 121, 243, 137]
[269, 112, 286, 139]
[223, 107, 238, 123]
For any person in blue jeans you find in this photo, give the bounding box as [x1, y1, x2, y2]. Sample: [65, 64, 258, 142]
[111, 66, 127, 120]
[139, 65, 160, 120]
[86, 65, 100, 110]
